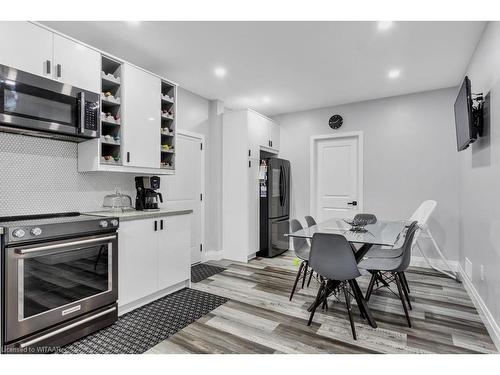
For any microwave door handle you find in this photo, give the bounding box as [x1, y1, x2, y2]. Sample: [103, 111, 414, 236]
[77, 91, 85, 134]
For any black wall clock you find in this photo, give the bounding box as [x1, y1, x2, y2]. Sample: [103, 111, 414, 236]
[329, 115, 343, 129]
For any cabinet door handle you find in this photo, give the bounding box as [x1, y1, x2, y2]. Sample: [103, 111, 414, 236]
[160, 219, 164, 230]
[154, 220, 158, 231]
[270, 140, 273, 147]
[45, 60, 51, 75]
[56, 64, 62, 78]
[127, 152, 130, 163]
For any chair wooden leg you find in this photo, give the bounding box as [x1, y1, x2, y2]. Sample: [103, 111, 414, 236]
[308, 278, 325, 326]
[307, 268, 314, 287]
[394, 272, 412, 327]
[365, 273, 377, 301]
[397, 272, 412, 310]
[401, 272, 410, 294]
[290, 261, 305, 301]
[343, 283, 357, 340]
[301, 261, 308, 289]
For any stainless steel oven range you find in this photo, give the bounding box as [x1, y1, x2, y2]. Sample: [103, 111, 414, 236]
[0, 212, 119, 353]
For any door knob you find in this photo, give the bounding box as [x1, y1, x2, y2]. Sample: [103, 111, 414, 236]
[347, 201, 358, 206]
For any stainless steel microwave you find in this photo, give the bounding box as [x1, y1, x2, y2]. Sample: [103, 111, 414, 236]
[0, 64, 99, 142]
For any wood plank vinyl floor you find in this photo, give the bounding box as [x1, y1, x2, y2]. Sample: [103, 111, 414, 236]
[147, 252, 498, 354]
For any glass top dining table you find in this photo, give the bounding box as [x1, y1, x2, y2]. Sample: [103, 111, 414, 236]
[286, 218, 408, 247]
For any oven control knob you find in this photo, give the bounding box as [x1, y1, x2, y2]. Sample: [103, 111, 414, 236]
[99, 220, 109, 228]
[12, 229, 26, 238]
[30, 227, 42, 236]
[110, 219, 119, 227]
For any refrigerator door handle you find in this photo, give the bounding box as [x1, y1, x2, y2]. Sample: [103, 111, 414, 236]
[279, 166, 284, 207]
[282, 165, 287, 208]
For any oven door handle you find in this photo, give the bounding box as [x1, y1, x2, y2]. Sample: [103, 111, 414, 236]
[14, 235, 117, 255]
[18, 306, 116, 349]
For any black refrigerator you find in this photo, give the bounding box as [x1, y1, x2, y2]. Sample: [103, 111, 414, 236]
[258, 157, 290, 258]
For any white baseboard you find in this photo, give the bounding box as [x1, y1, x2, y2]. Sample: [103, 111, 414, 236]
[117, 279, 190, 316]
[201, 250, 223, 262]
[456, 264, 500, 352]
[410, 255, 459, 272]
[411, 255, 500, 352]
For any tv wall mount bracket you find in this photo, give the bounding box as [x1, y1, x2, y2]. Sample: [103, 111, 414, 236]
[472, 93, 484, 137]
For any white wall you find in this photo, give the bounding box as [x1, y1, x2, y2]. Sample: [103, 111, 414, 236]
[460, 21, 500, 331]
[206, 100, 225, 254]
[173, 90, 224, 254]
[274, 87, 461, 260]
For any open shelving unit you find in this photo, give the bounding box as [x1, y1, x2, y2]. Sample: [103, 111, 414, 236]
[160, 80, 176, 170]
[100, 55, 123, 165]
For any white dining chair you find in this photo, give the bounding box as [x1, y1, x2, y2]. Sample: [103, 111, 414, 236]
[410, 200, 458, 280]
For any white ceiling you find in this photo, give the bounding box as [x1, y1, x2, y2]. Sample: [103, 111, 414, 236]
[41, 21, 486, 116]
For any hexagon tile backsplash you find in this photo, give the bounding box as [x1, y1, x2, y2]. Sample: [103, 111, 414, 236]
[0, 133, 136, 216]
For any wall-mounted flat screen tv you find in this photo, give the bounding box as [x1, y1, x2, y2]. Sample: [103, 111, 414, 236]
[454, 76, 475, 151]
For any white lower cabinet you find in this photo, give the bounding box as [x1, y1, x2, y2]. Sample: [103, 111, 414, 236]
[158, 215, 191, 289]
[118, 214, 191, 310]
[118, 218, 158, 306]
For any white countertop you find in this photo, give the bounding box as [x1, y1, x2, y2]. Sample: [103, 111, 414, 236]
[85, 208, 193, 221]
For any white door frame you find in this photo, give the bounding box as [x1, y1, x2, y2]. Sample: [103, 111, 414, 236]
[177, 128, 205, 264]
[309, 131, 364, 218]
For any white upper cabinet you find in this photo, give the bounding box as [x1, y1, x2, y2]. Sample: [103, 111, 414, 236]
[0, 22, 53, 78]
[122, 64, 161, 169]
[269, 120, 280, 151]
[247, 109, 280, 153]
[248, 110, 269, 158]
[0, 22, 100, 92]
[52, 34, 100, 92]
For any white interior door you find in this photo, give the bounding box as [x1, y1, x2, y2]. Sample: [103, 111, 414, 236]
[311, 134, 362, 222]
[165, 132, 204, 264]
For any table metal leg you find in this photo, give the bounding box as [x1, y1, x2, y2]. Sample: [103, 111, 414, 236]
[349, 279, 377, 328]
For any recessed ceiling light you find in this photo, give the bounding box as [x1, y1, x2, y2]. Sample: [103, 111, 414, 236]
[126, 21, 141, 27]
[387, 69, 401, 79]
[262, 96, 271, 104]
[214, 67, 227, 78]
[377, 21, 393, 31]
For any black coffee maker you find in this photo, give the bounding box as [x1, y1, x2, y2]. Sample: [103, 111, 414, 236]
[135, 176, 163, 211]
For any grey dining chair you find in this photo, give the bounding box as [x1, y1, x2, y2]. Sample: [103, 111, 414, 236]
[304, 215, 317, 228]
[357, 221, 419, 327]
[308, 232, 363, 339]
[289, 219, 313, 301]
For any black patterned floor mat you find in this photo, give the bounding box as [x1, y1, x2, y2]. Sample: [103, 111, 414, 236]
[191, 263, 226, 283]
[58, 288, 228, 354]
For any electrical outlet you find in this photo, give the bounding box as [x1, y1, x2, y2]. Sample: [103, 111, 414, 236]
[480, 265, 485, 281]
[464, 257, 473, 279]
